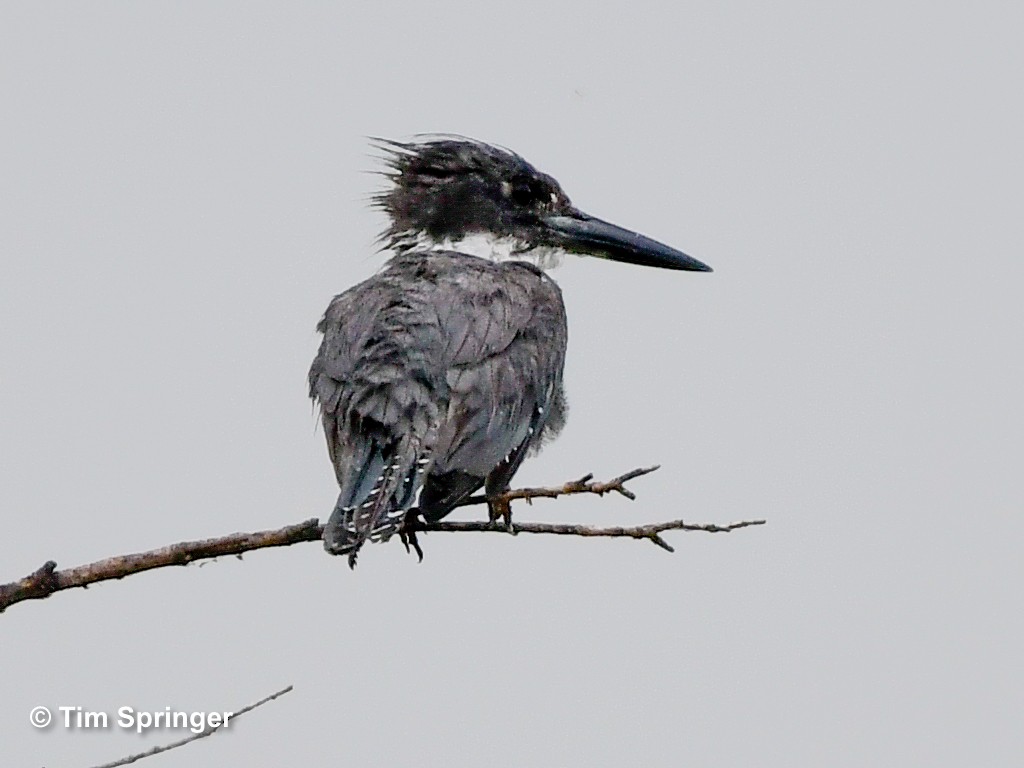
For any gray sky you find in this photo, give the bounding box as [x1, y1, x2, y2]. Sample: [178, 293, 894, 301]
[2, 2, 1021, 766]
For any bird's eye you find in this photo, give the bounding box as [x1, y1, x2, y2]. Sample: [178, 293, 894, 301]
[510, 175, 544, 206]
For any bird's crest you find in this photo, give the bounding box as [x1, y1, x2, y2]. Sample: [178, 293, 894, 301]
[369, 135, 573, 263]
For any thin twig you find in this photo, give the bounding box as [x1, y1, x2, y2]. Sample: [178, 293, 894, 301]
[0, 467, 765, 613]
[424, 517, 765, 553]
[88, 685, 293, 768]
[455, 465, 661, 506]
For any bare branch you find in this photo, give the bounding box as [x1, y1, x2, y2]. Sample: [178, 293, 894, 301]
[0, 519, 325, 613]
[88, 685, 292, 768]
[0, 467, 765, 613]
[455, 465, 661, 506]
[422, 517, 765, 553]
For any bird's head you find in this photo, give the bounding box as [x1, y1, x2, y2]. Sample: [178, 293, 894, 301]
[373, 136, 712, 272]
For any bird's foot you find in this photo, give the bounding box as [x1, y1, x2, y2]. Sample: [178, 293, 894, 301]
[487, 496, 514, 533]
[399, 510, 425, 562]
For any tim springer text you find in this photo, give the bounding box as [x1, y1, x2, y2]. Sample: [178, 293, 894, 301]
[59, 706, 234, 734]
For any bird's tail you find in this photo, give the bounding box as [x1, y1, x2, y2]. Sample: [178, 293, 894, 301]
[323, 437, 427, 567]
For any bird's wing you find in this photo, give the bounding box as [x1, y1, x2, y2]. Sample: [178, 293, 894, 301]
[419, 258, 568, 519]
[310, 266, 444, 561]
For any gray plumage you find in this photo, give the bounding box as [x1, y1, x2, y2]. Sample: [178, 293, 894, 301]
[310, 250, 566, 564]
[310, 137, 710, 565]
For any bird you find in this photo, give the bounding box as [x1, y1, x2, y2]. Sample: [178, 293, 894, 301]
[309, 136, 711, 566]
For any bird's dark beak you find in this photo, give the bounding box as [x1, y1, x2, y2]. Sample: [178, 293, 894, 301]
[543, 212, 712, 272]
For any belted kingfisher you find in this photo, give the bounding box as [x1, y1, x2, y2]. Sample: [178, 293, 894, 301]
[309, 137, 711, 565]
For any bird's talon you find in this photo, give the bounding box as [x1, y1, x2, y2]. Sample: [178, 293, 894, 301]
[488, 496, 514, 532]
[408, 531, 424, 562]
[399, 510, 426, 562]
